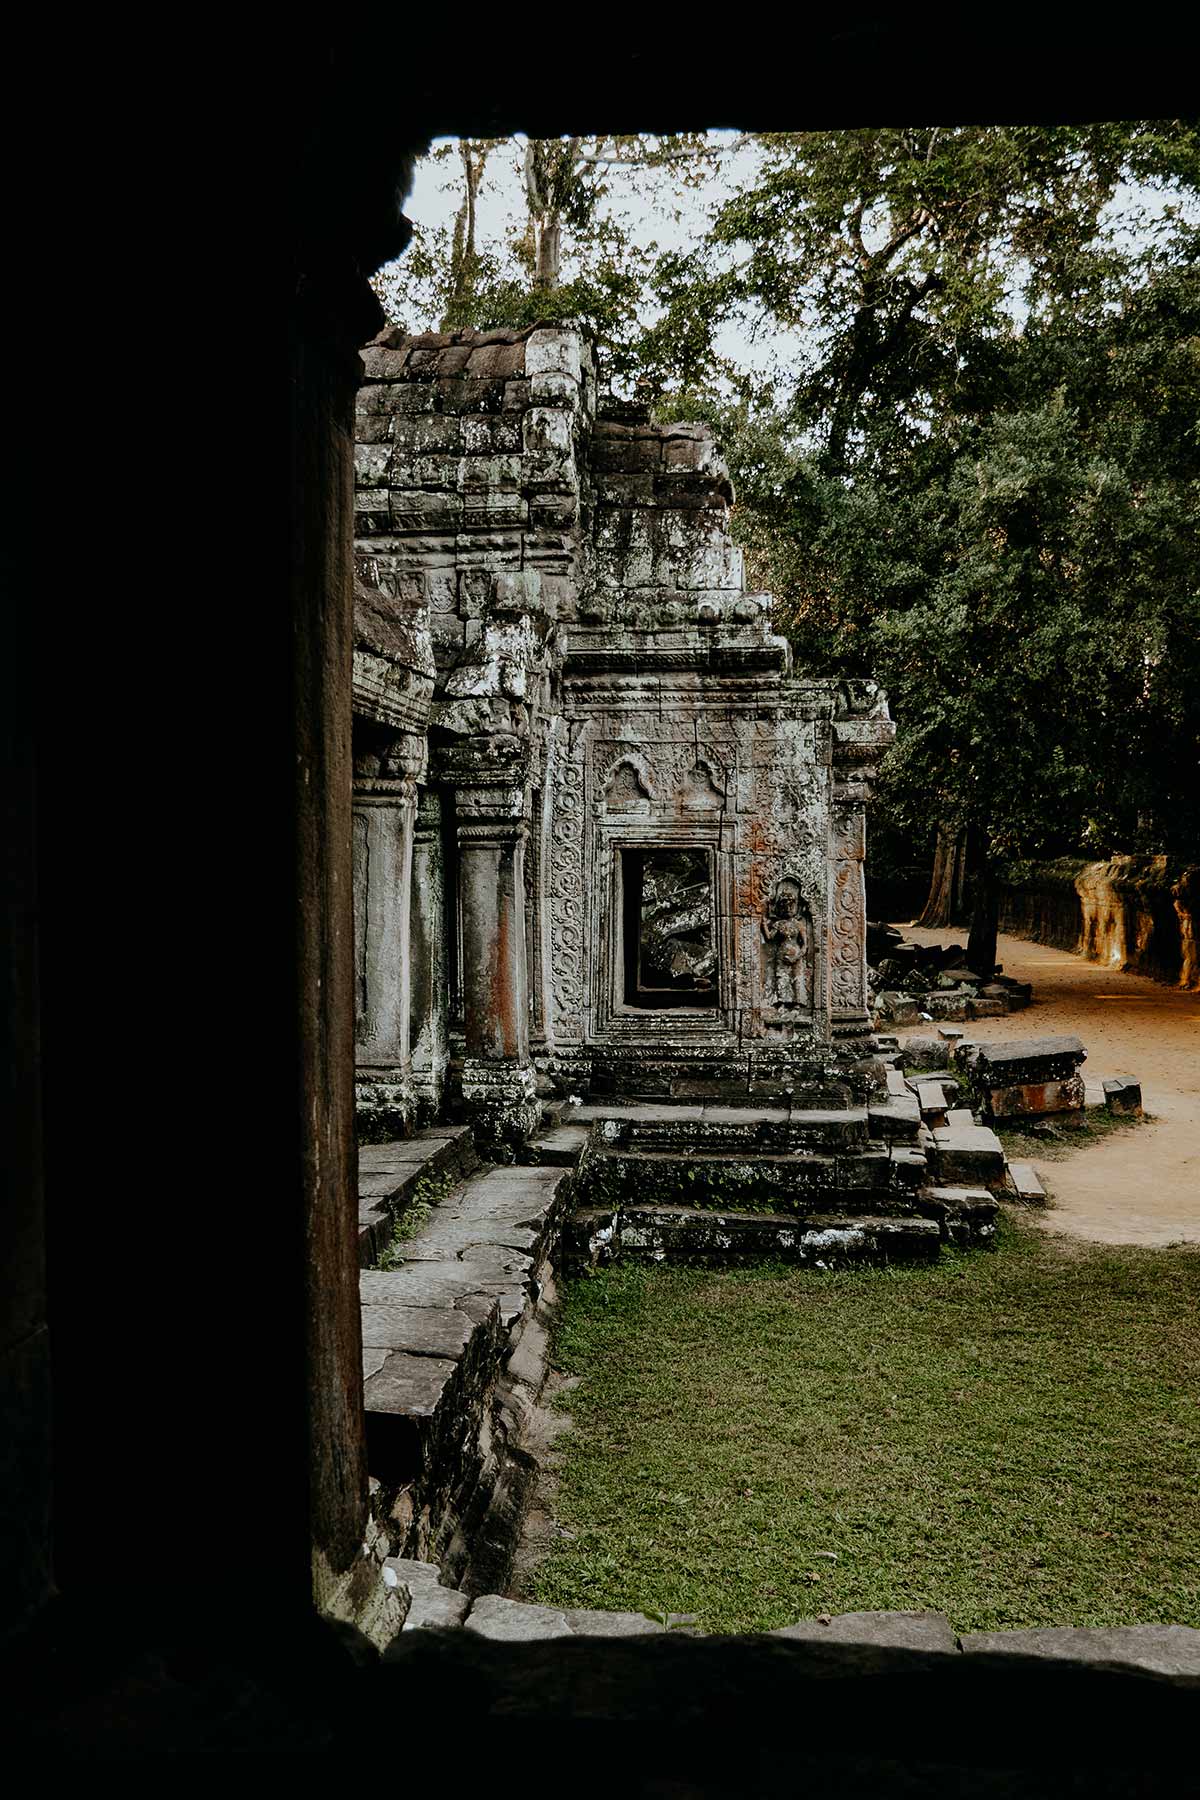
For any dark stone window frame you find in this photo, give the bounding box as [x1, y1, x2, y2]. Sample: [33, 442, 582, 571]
[617, 844, 719, 1014]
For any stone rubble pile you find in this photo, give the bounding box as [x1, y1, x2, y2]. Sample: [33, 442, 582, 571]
[866, 921, 1033, 1025]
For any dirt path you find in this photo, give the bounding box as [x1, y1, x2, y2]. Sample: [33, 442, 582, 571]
[890, 926, 1200, 1247]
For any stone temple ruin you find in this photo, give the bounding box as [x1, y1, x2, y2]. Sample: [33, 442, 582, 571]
[346, 323, 1034, 1594]
[353, 322, 895, 1133]
[350, 323, 1022, 1272]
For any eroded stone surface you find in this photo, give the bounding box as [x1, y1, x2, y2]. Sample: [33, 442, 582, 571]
[960, 1624, 1200, 1675]
[773, 1610, 957, 1651]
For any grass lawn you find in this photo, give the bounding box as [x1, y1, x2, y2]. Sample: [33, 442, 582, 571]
[527, 1215, 1200, 1635]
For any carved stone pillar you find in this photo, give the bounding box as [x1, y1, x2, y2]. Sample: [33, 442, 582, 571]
[353, 728, 425, 1138]
[454, 784, 540, 1147]
[831, 682, 897, 1043]
[409, 786, 449, 1118]
[829, 799, 870, 1039]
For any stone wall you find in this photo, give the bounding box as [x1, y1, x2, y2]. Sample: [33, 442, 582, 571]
[999, 856, 1200, 991]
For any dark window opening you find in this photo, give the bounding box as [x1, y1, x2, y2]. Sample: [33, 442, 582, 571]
[621, 847, 717, 1009]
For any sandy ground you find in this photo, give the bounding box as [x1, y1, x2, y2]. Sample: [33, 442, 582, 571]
[889, 926, 1200, 1247]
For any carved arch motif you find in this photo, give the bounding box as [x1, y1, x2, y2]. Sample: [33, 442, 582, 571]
[601, 750, 654, 811]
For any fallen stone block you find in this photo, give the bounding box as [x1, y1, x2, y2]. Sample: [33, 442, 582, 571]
[915, 1080, 951, 1126]
[966, 997, 1007, 1019]
[1006, 1161, 1047, 1206]
[866, 1094, 921, 1142]
[962, 1035, 1088, 1123]
[967, 1034, 1086, 1085]
[987, 1074, 1087, 1123]
[1103, 1076, 1142, 1116]
[876, 991, 922, 1025]
[938, 1026, 965, 1045]
[902, 1034, 950, 1071]
[928, 1125, 1007, 1192]
[959, 1624, 1200, 1676]
[773, 1610, 957, 1652]
[928, 993, 971, 1020]
[944, 1108, 977, 1128]
[914, 1186, 998, 1246]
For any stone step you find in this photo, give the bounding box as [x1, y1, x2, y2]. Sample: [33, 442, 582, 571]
[598, 1205, 942, 1266]
[579, 1144, 928, 1213]
[517, 1121, 591, 1166]
[589, 1104, 870, 1153]
[386, 1557, 473, 1630]
[357, 1125, 478, 1265]
[397, 1163, 574, 1272]
[865, 1096, 921, 1142]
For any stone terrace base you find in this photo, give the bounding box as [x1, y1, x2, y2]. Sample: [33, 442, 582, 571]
[16, 1610, 1198, 1767]
[561, 1092, 1005, 1269]
[388, 1576, 1200, 1676]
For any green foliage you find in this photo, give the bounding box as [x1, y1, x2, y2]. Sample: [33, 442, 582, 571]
[530, 1216, 1200, 1634]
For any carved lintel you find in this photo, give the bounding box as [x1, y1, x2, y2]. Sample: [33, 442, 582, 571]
[457, 819, 531, 847]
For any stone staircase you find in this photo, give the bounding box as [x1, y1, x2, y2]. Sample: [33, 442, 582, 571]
[555, 1082, 1010, 1269]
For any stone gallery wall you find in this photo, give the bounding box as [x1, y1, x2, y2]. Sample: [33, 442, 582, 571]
[999, 856, 1200, 992]
[350, 324, 894, 1135]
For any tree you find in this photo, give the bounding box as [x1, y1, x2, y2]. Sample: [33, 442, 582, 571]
[645, 126, 1200, 965]
[372, 128, 1200, 968]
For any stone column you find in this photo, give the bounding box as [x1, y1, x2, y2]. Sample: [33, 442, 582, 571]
[455, 798, 540, 1146]
[831, 684, 896, 1043]
[409, 786, 449, 1118]
[829, 797, 871, 1040]
[353, 730, 424, 1139]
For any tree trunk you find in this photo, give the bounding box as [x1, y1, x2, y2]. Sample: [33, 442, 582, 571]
[447, 142, 486, 317]
[917, 825, 967, 927]
[534, 214, 561, 289]
[964, 822, 999, 976]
